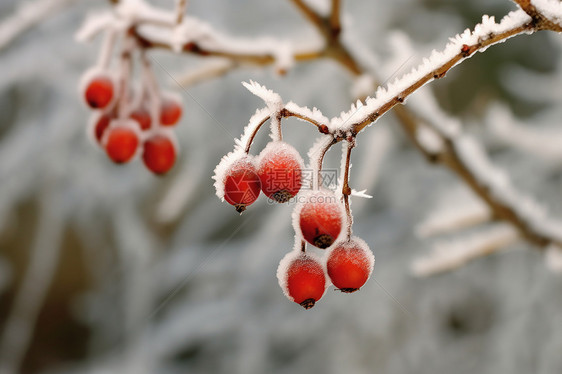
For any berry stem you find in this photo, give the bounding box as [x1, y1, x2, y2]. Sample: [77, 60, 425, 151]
[300, 240, 306, 253]
[244, 115, 271, 154]
[117, 33, 136, 119]
[140, 51, 162, 129]
[97, 29, 117, 69]
[330, 0, 342, 38]
[176, 0, 188, 25]
[271, 111, 283, 142]
[342, 139, 354, 239]
[312, 136, 336, 190]
[243, 108, 324, 154]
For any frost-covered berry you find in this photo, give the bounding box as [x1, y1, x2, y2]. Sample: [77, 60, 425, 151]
[278, 251, 326, 309]
[159, 96, 182, 126]
[105, 123, 139, 164]
[257, 141, 303, 203]
[142, 133, 177, 175]
[130, 106, 152, 131]
[84, 75, 114, 109]
[223, 158, 261, 213]
[327, 237, 374, 293]
[297, 190, 344, 249]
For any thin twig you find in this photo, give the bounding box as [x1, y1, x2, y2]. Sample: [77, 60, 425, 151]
[289, 0, 329, 39]
[314, 138, 336, 190]
[176, 0, 188, 25]
[330, 0, 342, 37]
[342, 139, 354, 239]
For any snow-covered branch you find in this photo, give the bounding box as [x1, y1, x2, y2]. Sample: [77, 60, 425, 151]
[332, 11, 536, 134]
[512, 0, 562, 31]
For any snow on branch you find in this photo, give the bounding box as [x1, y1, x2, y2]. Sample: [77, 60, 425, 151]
[77, 0, 323, 74]
[242, 81, 283, 112]
[330, 10, 537, 133]
[513, 0, 562, 30]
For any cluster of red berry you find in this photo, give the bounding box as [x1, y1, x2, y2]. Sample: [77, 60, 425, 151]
[81, 68, 181, 175]
[279, 236, 374, 309]
[215, 136, 375, 309]
[218, 141, 304, 213]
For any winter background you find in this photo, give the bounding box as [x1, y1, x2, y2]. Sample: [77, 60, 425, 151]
[1, 0, 562, 373]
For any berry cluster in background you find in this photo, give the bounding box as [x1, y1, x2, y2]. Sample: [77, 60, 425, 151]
[80, 32, 182, 175]
[213, 82, 375, 309]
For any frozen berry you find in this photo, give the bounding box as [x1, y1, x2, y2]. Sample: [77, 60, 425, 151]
[105, 124, 139, 164]
[298, 190, 344, 249]
[223, 158, 261, 213]
[327, 237, 374, 293]
[130, 107, 152, 131]
[142, 133, 176, 175]
[279, 252, 326, 309]
[257, 141, 303, 203]
[84, 75, 114, 109]
[160, 96, 182, 126]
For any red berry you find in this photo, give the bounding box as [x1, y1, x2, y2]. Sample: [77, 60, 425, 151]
[93, 113, 112, 144]
[130, 107, 152, 131]
[84, 75, 114, 109]
[257, 142, 303, 203]
[327, 238, 374, 293]
[280, 252, 326, 309]
[142, 133, 177, 175]
[298, 190, 344, 249]
[223, 159, 261, 213]
[159, 96, 182, 126]
[105, 124, 139, 164]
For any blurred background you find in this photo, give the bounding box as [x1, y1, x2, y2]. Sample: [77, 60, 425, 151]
[1, 0, 562, 373]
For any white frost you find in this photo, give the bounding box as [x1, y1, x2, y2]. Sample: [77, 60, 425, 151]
[242, 80, 283, 112]
[327, 236, 375, 280]
[211, 149, 248, 200]
[276, 244, 327, 302]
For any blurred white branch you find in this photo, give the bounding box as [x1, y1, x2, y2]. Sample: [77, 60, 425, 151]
[176, 59, 237, 88]
[487, 104, 562, 163]
[412, 224, 519, 277]
[416, 190, 491, 238]
[0, 0, 75, 52]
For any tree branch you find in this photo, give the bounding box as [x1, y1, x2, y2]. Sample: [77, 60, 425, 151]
[511, 0, 562, 31]
[330, 0, 342, 36]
